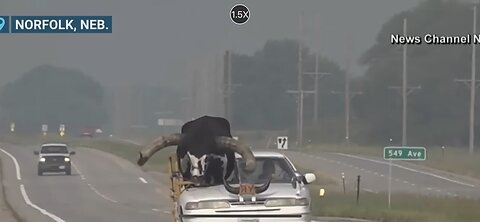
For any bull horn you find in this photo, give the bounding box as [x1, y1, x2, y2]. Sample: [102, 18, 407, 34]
[137, 133, 183, 166]
[216, 136, 256, 172]
[222, 179, 272, 195]
[223, 181, 240, 194]
[255, 178, 271, 194]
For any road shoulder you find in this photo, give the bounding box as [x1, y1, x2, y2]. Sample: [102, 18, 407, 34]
[0, 159, 21, 222]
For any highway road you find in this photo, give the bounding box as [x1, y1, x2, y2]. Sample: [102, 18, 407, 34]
[0, 143, 173, 222]
[285, 151, 480, 199]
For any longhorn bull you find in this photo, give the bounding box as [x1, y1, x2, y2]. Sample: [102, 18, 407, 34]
[137, 116, 270, 193]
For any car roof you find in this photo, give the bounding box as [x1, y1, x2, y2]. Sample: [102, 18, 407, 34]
[235, 150, 285, 158]
[41, 143, 67, 147]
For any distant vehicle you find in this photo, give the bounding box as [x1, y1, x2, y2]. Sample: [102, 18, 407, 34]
[34, 143, 75, 176]
[174, 151, 317, 222]
[80, 127, 95, 138]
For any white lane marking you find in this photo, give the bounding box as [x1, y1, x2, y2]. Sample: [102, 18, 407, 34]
[436, 189, 442, 192]
[403, 180, 409, 184]
[139, 177, 148, 184]
[72, 162, 117, 203]
[162, 210, 171, 214]
[87, 183, 118, 203]
[426, 187, 433, 191]
[71, 162, 85, 180]
[334, 153, 475, 188]
[20, 184, 65, 222]
[380, 174, 385, 177]
[1, 147, 65, 222]
[152, 208, 160, 212]
[374, 172, 379, 176]
[362, 188, 375, 193]
[0, 148, 21, 180]
[411, 183, 416, 186]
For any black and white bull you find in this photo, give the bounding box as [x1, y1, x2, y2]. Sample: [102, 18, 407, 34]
[137, 116, 270, 193]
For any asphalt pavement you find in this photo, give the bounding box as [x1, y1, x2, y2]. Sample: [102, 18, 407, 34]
[0, 143, 173, 222]
[285, 151, 480, 199]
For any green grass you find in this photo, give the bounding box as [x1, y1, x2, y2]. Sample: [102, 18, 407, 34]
[311, 190, 480, 222]
[303, 144, 480, 180]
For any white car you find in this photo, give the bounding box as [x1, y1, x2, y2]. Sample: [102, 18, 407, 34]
[175, 151, 317, 222]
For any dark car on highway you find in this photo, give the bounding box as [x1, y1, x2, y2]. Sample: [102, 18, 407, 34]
[34, 143, 75, 176]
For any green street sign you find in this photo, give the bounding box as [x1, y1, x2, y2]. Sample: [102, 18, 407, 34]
[383, 147, 426, 160]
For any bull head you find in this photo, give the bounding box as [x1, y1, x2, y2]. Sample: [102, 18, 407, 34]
[137, 134, 256, 176]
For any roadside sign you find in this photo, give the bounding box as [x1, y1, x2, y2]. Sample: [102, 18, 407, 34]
[277, 136, 288, 150]
[59, 124, 65, 132]
[383, 147, 426, 160]
[384, 146, 426, 209]
[10, 122, 15, 132]
[42, 124, 48, 132]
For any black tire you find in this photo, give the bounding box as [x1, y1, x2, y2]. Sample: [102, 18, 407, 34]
[66, 169, 71, 175]
[37, 169, 43, 176]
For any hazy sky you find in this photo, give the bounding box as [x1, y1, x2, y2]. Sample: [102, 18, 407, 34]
[0, 0, 421, 90]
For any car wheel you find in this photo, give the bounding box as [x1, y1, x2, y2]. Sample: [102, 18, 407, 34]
[38, 169, 43, 176]
[66, 169, 71, 175]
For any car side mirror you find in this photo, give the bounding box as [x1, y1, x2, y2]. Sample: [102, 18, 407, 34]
[70, 151, 76, 155]
[34, 151, 39, 155]
[303, 173, 316, 184]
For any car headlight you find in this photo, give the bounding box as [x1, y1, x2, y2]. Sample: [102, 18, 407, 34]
[64, 157, 70, 162]
[39, 158, 46, 162]
[185, 200, 230, 210]
[264, 198, 309, 207]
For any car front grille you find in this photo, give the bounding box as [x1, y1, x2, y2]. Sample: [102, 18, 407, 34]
[45, 156, 64, 163]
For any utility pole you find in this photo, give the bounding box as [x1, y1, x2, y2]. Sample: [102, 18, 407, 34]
[330, 37, 360, 145]
[457, 4, 478, 154]
[331, 90, 363, 144]
[303, 69, 331, 125]
[402, 18, 408, 146]
[224, 50, 233, 121]
[388, 18, 421, 147]
[296, 12, 304, 147]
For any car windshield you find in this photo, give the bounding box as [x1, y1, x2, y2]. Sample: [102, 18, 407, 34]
[226, 157, 295, 184]
[41, 146, 68, 154]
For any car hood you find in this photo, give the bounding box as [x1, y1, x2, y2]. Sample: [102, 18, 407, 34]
[179, 183, 310, 203]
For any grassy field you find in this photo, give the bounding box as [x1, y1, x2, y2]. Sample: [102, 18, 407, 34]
[310, 189, 480, 222]
[302, 144, 480, 180]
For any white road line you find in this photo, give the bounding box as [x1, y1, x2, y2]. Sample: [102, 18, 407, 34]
[0, 148, 65, 221]
[20, 184, 65, 222]
[152, 208, 160, 212]
[71, 162, 85, 180]
[426, 187, 433, 191]
[411, 183, 416, 186]
[403, 180, 409, 184]
[373, 172, 379, 175]
[87, 183, 118, 203]
[380, 174, 385, 177]
[362, 188, 375, 193]
[0, 148, 21, 180]
[334, 153, 475, 187]
[72, 162, 117, 203]
[436, 189, 442, 192]
[139, 177, 148, 184]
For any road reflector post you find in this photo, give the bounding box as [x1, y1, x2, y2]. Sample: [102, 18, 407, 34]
[342, 172, 346, 194]
[356, 175, 360, 205]
[319, 188, 325, 197]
